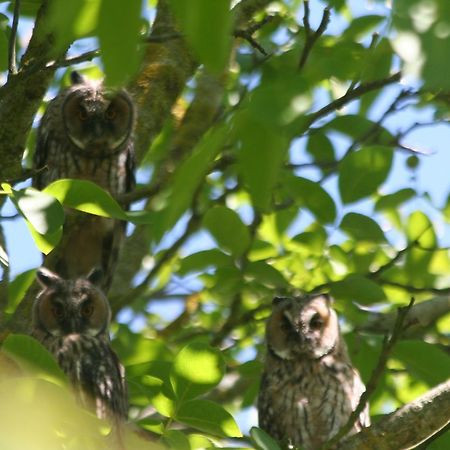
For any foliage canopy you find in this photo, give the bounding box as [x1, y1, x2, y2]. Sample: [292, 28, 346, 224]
[0, 0, 449, 449]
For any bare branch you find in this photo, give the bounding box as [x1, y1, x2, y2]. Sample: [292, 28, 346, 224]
[299, 4, 331, 70]
[304, 72, 402, 131]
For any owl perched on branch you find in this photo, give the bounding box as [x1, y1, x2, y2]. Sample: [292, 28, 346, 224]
[258, 294, 370, 450]
[32, 267, 128, 421]
[32, 72, 136, 291]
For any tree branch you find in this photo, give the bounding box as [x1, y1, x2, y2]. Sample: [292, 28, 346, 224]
[8, 0, 20, 75]
[303, 72, 402, 131]
[299, 3, 331, 70]
[338, 379, 450, 450]
[360, 296, 450, 335]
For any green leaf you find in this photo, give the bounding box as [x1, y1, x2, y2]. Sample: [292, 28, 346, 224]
[245, 261, 288, 288]
[178, 249, 232, 275]
[7, 269, 36, 314]
[342, 15, 385, 40]
[176, 399, 242, 438]
[47, 0, 101, 54]
[163, 430, 191, 450]
[340, 212, 385, 243]
[330, 274, 386, 302]
[171, 342, 225, 401]
[169, 0, 232, 73]
[203, 206, 250, 258]
[10, 187, 65, 235]
[2, 334, 66, 383]
[306, 132, 335, 168]
[26, 221, 63, 255]
[375, 188, 416, 211]
[235, 106, 289, 212]
[286, 176, 336, 223]
[406, 211, 435, 246]
[160, 125, 228, 237]
[393, 340, 450, 386]
[339, 146, 393, 203]
[43, 179, 128, 220]
[98, 0, 143, 85]
[250, 427, 282, 450]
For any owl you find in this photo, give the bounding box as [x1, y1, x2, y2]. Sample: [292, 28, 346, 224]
[31, 267, 128, 422]
[32, 71, 136, 291]
[257, 294, 370, 450]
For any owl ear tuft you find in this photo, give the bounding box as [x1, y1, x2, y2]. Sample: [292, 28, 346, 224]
[86, 267, 103, 286]
[70, 71, 85, 86]
[36, 267, 62, 288]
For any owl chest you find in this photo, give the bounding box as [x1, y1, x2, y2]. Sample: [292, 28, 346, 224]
[262, 361, 353, 449]
[46, 141, 127, 195]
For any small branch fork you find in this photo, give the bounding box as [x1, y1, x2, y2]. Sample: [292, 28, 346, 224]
[298, 1, 331, 70]
[321, 298, 416, 450]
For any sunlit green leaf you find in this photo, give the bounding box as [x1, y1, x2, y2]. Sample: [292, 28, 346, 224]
[10, 187, 64, 235]
[27, 221, 63, 255]
[176, 399, 242, 438]
[7, 269, 36, 314]
[171, 342, 225, 401]
[2, 334, 66, 383]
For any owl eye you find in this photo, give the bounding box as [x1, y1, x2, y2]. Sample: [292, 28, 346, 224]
[81, 300, 94, 318]
[78, 107, 88, 121]
[309, 313, 324, 330]
[51, 303, 65, 320]
[105, 107, 117, 120]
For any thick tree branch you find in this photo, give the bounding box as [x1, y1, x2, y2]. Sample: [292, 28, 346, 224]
[338, 379, 450, 450]
[361, 296, 450, 334]
[0, 0, 67, 183]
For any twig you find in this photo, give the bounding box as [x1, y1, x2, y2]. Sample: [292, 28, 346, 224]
[234, 29, 268, 55]
[379, 279, 450, 295]
[44, 49, 101, 71]
[8, 0, 20, 75]
[298, 4, 331, 70]
[322, 298, 416, 449]
[304, 71, 402, 130]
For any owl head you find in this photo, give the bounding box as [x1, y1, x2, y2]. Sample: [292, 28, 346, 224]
[33, 267, 111, 338]
[265, 294, 340, 360]
[61, 72, 135, 155]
